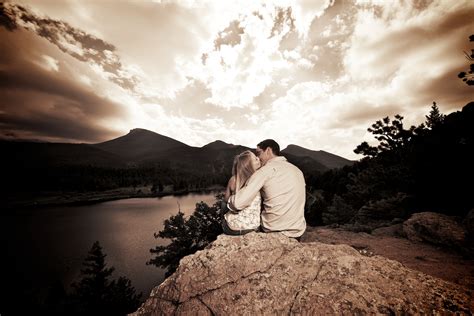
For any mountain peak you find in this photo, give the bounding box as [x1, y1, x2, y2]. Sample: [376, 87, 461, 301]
[94, 128, 189, 161]
[202, 140, 234, 150]
[285, 144, 311, 151]
[128, 128, 156, 135]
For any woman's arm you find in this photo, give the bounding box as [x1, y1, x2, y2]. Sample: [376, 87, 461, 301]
[224, 176, 236, 202]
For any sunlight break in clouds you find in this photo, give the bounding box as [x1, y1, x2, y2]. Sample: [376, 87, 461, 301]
[1, 0, 473, 160]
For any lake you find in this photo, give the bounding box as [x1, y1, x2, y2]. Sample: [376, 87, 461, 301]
[1, 193, 217, 299]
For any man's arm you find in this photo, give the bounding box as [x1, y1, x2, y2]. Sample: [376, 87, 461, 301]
[228, 168, 268, 210]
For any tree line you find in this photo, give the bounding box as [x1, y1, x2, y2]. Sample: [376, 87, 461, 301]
[304, 101, 473, 230]
[2, 163, 229, 195]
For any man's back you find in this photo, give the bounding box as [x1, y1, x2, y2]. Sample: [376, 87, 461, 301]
[259, 157, 306, 237]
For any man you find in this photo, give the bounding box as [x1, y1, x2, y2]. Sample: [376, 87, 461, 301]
[228, 139, 306, 239]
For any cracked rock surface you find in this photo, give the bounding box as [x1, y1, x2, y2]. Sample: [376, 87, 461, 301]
[130, 232, 473, 315]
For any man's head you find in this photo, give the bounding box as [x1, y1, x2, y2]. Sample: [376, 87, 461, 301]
[256, 139, 280, 165]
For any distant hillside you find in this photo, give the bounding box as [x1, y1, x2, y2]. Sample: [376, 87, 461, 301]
[0, 141, 125, 168]
[288, 154, 329, 173]
[93, 128, 190, 162]
[1, 131, 353, 172]
[0, 131, 354, 173]
[282, 144, 354, 169]
[156, 142, 250, 175]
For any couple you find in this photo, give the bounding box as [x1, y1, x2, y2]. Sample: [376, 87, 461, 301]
[223, 139, 306, 240]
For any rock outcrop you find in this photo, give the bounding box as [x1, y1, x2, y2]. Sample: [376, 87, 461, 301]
[403, 212, 467, 248]
[302, 226, 474, 290]
[131, 232, 473, 315]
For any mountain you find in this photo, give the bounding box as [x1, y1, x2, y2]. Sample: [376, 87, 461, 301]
[0, 141, 125, 168]
[93, 128, 190, 162]
[1, 129, 355, 194]
[282, 153, 329, 174]
[1, 131, 353, 171]
[282, 144, 354, 169]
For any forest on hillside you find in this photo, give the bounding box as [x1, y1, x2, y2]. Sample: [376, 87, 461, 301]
[0, 157, 229, 195]
[305, 101, 473, 227]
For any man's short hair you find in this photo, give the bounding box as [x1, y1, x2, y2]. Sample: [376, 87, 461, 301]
[257, 139, 280, 155]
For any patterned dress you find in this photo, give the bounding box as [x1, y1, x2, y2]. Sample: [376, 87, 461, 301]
[224, 194, 261, 230]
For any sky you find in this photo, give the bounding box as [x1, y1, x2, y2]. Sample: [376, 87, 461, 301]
[0, 0, 473, 160]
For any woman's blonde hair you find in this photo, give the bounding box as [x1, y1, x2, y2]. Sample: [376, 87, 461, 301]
[232, 150, 258, 192]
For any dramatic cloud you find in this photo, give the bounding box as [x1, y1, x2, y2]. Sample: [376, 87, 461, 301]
[1, 0, 473, 159]
[0, 27, 128, 142]
[1, 2, 138, 91]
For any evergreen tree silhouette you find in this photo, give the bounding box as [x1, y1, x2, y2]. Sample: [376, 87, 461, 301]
[458, 34, 474, 85]
[73, 241, 114, 306]
[72, 241, 115, 314]
[71, 241, 141, 315]
[425, 102, 445, 130]
[354, 114, 418, 158]
[148, 194, 224, 276]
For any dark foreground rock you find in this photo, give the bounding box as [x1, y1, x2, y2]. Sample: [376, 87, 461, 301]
[131, 233, 473, 315]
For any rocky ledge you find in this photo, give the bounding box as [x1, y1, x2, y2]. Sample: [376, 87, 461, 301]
[131, 232, 473, 315]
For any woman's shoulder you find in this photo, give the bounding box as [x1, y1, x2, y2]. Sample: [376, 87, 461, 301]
[227, 176, 236, 186]
[227, 176, 236, 193]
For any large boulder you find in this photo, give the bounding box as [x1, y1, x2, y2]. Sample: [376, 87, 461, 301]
[371, 223, 405, 237]
[131, 233, 472, 315]
[403, 212, 467, 248]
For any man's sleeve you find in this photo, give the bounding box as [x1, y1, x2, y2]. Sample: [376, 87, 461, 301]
[228, 167, 268, 211]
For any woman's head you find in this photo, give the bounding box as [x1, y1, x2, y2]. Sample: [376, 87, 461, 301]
[232, 150, 261, 191]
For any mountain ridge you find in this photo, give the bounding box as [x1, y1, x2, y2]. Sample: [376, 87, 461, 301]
[2, 129, 354, 170]
[93, 129, 353, 170]
[1, 129, 356, 199]
[282, 144, 354, 169]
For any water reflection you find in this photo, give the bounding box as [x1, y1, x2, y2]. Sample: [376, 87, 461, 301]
[1, 193, 216, 298]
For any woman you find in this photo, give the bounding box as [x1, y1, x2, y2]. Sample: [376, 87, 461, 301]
[222, 150, 262, 235]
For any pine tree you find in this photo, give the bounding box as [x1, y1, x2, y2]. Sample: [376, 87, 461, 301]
[354, 114, 416, 158]
[148, 194, 225, 276]
[425, 102, 445, 130]
[72, 241, 115, 314]
[71, 241, 141, 315]
[108, 277, 142, 315]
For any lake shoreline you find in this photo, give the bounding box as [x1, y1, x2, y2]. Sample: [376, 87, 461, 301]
[4, 185, 225, 210]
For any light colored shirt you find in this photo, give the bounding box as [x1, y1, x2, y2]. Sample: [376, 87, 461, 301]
[229, 156, 306, 237]
[224, 194, 261, 230]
